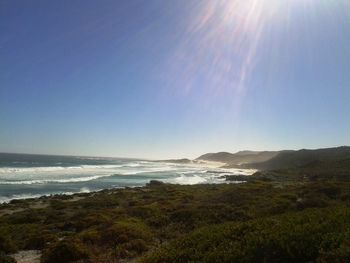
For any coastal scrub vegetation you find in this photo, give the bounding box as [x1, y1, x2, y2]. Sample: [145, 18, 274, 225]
[1, 158, 350, 262]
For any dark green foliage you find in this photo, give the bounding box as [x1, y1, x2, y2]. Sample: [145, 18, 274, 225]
[140, 207, 350, 263]
[0, 252, 16, 263]
[98, 219, 153, 247]
[41, 239, 88, 263]
[0, 230, 16, 253]
[1, 171, 350, 262]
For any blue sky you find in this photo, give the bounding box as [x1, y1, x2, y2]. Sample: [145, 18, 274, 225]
[1, 0, 350, 159]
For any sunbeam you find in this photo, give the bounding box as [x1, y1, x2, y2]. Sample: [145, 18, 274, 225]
[164, 0, 349, 103]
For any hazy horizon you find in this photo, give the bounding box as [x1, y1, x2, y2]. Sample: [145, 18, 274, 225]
[1, 0, 350, 159]
[1, 144, 349, 160]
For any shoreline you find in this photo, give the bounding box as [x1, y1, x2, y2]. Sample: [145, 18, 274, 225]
[0, 176, 251, 217]
[0, 161, 256, 205]
[0, 180, 234, 208]
[1, 177, 350, 262]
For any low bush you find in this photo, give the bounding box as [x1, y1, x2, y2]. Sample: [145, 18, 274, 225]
[1, 179, 350, 262]
[140, 207, 350, 263]
[41, 239, 89, 263]
[100, 219, 153, 247]
[0, 252, 16, 263]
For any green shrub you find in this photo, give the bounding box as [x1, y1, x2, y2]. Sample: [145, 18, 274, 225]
[99, 219, 153, 247]
[115, 239, 149, 258]
[41, 239, 89, 263]
[317, 230, 350, 263]
[79, 229, 100, 245]
[0, 252, 16, 263]
[25, 230, 58, 249]
[140, 207, 350, 263]
[2, 180, 350, 263]
[0, 231, 16, 253]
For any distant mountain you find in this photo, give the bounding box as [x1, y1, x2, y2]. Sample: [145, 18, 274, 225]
[196, 146, 350, 172]
[196, 151, 283, 166]
[242, 146, 350, 171]
[196, 152, 239, 163]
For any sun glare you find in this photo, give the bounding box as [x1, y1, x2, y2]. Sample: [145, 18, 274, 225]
[171, 0, 271, 99]
[170, 0, 321, 98]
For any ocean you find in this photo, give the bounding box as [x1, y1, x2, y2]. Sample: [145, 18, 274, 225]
[0, 153, 254, 203]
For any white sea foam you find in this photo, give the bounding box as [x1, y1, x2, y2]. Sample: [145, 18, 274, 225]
[0, 159, 255, 203]
[0, 193, 46, 203]
[175, 175, 207, 184]
[0, 164, 125, 174]
[0, 162, 179, 184]
[0, 163, 254, 185]
[0, 187, 93, 204]
[124, 163, 141, 167]
[0, 175, 112, 184]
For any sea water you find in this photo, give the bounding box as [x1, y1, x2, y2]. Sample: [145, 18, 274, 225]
[0, 153, 254, 203]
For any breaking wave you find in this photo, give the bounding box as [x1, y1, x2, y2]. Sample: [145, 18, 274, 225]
[0, 175, 112, 185]
[0, 154, 255, 203]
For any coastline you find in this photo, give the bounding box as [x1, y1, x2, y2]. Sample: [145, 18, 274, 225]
[0, 159, 256, 204]
[0, 171, 250, 214]
[2, 177, 350, 263]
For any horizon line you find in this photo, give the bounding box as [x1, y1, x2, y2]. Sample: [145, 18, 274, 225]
[1, 145, 349, 160]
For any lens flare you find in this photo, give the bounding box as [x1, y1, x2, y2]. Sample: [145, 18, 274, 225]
[167, 0, 273, 97]
[161, 0, 348, 104]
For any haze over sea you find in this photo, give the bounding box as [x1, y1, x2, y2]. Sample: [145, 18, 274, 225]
[0, 153, 253, 203]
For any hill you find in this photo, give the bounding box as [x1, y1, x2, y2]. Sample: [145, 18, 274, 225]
[197, 147, 350, 173]
[242, 146, 350, 171]
[196, 151, 282, 166]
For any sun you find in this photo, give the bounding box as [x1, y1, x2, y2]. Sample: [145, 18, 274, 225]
[180, 0, 272, 95]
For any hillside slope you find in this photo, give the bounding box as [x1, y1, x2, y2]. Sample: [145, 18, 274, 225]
[243, 146, 350, 171]
[196, 151, 282, 166]
[196, 147, 350, 172]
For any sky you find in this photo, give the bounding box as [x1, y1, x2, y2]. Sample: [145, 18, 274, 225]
[1, 0, 350, 159]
